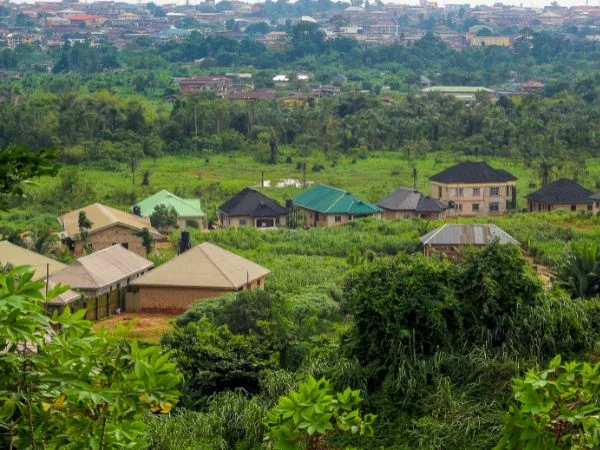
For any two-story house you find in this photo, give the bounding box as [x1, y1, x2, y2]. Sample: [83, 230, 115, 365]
[430, 162, 517, 217]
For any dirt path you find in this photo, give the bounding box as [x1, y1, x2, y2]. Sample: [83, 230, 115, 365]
[93, 312, 176, 343]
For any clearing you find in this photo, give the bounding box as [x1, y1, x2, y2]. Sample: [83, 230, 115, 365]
[92, 312, 176, 343]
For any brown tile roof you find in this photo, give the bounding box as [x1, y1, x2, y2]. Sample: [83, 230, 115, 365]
[58, 203, 162, 240]
[131, 242, 269, 289]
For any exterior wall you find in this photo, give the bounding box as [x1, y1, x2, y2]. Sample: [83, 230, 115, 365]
[382, 210, 446, 220]
[296, 207, 381, 227]
[431, 182, 516, 217]
[528, 201, 593, 213]
[221, 214, 287, 229]
[594, 200, 600, 215]
[72, 225, 153, 257]
[136, 277, 265, 313]
[176, 216, 207, 230]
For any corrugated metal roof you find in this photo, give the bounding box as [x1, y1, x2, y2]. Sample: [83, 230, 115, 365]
[133, 190, 206, 218]
[59, 203, 162, 240]
[131, 242, 270, 289]
[50, 245, 154, 292]
[420, 224, 519, 246]
[292, 184, 381, 215]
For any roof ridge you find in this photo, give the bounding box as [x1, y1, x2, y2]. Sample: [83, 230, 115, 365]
[199, 243, 236, 288]
[422, 224, 447, 245]
[96, 203, 119, 225]
[325, 190, 350, 212]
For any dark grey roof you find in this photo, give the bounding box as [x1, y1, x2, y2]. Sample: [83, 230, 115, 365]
[420, 224, 518, 246]
[377, 187, 447, 213]
[219, 188, 287, 217]
[430, 162, 517, 184]
[526, 179, 593, 205]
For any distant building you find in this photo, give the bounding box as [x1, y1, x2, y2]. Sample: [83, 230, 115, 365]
[58, 203, 162, 257]
[132, 189, 206, 230]
[526, 179, 593, 213]
[521, 80, 544, 93]
[430, 161, 517, 217]
[291, 184, 382, 227]
[178, 76, 232, 96]
[469, 35, 511, 47]
[218, 188, 287, 229]
[422, 86, 497, 103]
[377, 187, 447, 220]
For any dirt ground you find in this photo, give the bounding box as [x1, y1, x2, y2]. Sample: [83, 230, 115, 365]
[92, 312, 176, 343]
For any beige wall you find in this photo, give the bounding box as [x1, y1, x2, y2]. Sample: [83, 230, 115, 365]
[176, 216, 207, 230]
[431, 182, 516, 217]
[136, 277, 265, 313]
[381, 210, 446, 220]
[221, 214, 287, 229]
[73, 225, 153, 257]
[528, 201, 592, 213]
[298, 207, 381, 227]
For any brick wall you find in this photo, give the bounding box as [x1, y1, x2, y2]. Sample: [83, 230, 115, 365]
[138, 286, 231, 313]
[74, 225, 152, 257]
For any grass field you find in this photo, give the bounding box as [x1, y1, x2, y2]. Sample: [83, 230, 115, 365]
[28, 151, 600, 215]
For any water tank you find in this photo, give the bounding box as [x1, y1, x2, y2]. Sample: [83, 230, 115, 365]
[132, 205, 141, 216]
[179, 230, 191, 254]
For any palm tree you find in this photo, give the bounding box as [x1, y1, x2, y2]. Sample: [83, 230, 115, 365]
[557, 241, 600, 299]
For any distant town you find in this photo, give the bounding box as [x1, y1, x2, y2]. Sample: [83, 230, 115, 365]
[0, 0, 598, 61]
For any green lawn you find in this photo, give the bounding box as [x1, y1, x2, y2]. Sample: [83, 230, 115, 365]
[28, 151, 600, 214]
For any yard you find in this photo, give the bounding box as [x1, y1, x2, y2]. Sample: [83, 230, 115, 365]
[92, 312, 176, 343]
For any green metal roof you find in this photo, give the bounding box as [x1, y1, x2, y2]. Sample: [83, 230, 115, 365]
[133, 190, 206, 218]
[292, 184, 382, 215]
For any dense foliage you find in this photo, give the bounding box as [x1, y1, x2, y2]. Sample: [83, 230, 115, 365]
[0, 266, 181, 449]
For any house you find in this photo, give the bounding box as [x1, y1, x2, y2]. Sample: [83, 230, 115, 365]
[521, 80, 545, 93]
[178, 76, 232, 96]
[50, 245, 153, 320]
[132, 190, 206, 230]
[527, 179, 593, 213]
[377, 187, 447, 220]
[422, 86, 497, 103]
[0, 240, 83, 313]
[430, 162, 517, 217]
[69, 14, 107, 27]
[291, 184, 382, 227]
[130, 242, 270, 313]
[469, 35, 512, 47]
[218, 188, 287, 229]
[58, 203, 162, 257]
[420, 224, 519, 258]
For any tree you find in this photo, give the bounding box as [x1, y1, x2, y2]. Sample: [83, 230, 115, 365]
[265, 376, 376, 450]
[77, 211, 93, 254]
[134, 227, 154, 256]
[0, 265, 181, 449]
[0, 146, 59, 209]
[128, 146, 143, 186]
[496, 356, 600, 450]
[149, 204, 177, 230]
[556, 240, 600, 299]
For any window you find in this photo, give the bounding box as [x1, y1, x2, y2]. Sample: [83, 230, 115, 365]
[490, 187, 499, 196]
[489, 202, 499, 212]
[121, 242, 129, 249]
[472, 188, 480, 196]
[239, 219, 247, 226]
[404, 212, 411, 219]
[438, 186, 442, 198]
[334, 215, 342, 223]
[588, 204, 593, 211]
[472, 203, 480, 212]
[458, 188, 464, 197]
[571, 205, 577, 211]
[458, 204, 463, 212]
[506, 186, 510, 195]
